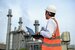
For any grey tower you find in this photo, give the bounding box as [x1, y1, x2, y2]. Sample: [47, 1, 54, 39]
[34, 20, 40, 33]
[18, 17, 23, 31]
[6, 9, 12, 50]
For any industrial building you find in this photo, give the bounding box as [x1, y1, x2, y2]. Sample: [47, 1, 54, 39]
[6, 9, 75, 50]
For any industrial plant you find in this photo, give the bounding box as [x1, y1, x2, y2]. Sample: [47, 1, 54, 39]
[5, 9, 75, 50]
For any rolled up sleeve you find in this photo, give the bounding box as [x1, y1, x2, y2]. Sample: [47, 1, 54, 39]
[40, 30, 52, 38]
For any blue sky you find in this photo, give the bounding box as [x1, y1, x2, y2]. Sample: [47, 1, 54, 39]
[0, 0, 75, 45]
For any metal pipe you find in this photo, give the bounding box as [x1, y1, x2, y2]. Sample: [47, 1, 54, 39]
[34, 20, 40, 33]
[6, 9, 12, 50]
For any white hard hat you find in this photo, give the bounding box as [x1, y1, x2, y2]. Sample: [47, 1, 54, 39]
[46, 5, 56, 13]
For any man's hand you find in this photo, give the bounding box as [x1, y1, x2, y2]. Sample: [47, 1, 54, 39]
[52, 33, 56, 38]
[36, 32, 40, 35]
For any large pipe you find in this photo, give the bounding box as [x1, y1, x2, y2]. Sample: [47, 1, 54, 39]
[34, 20, 40, 33]
[18, 17, 23, 31]
[6, 9, 12, 50]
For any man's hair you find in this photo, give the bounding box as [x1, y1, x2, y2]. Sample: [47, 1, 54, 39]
[46, 11, 55, 17]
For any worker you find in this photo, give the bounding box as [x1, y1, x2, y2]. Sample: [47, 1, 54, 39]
[36, 5, 62, 50]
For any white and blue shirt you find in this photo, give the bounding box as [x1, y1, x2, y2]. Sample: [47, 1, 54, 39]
[40, 17, 57, 38]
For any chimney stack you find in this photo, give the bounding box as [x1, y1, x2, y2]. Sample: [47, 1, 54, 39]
[6, 9, 12, 50]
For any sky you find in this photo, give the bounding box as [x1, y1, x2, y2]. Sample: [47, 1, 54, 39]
[0, 0, 75, 45]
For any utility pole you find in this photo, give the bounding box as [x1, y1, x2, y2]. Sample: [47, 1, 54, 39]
[6, 9, 12, 50]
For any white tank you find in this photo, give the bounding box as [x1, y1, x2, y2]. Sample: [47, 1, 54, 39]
[61, 32, 70, 42]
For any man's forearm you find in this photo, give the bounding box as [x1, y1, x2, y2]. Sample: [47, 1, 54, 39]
[40, 31, 52, 38]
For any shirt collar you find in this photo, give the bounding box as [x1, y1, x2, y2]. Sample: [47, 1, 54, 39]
[48, 17, 55, 20]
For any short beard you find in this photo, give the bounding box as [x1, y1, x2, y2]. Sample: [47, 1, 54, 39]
[46, 17, 49, 20]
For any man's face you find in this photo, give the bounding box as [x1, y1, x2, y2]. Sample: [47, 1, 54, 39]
[45, 11, 51, 20]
